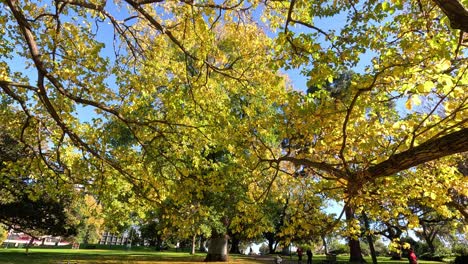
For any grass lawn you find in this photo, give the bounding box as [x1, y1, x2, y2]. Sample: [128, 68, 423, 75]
[0, 248, 450, 264]
[275, 254, 448, 264]
[0, 248, 265, 264]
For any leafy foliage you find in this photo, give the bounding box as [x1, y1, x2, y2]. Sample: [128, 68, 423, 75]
[73, 195, 105, 244]
[0, 224, 7, 244]
[0, 132, 77, 238]
[0, 194, 77, 238]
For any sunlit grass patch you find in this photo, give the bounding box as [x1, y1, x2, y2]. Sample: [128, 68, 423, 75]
[0, 249, 450, 264]
[0, 249, 269, 264]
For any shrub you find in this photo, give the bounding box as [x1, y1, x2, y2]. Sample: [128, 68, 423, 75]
[0, 225, 7, 244]
[453, 244, 468, 256]
[329, 244, 349, 255]
[453, 255, 468, 264]
[419, 252, 444, 261]
[434, 246, 452, 258]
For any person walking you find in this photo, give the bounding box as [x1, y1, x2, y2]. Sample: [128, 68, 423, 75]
[296, 247, 303, 264]
[408, 248, 418, 264]
[306, 248, 313, 264]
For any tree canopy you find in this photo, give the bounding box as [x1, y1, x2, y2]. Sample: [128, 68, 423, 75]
[0, 132, 77, 239]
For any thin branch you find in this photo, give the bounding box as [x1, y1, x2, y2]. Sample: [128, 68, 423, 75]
[273, 156, 347, 179]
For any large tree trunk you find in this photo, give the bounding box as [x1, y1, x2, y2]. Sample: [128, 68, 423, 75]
[421, 223, 436, 254]
[199, 236, 207, 252]
[345, 205, 365, 263]
[271, 241, 278, 254]
[191, 235, 197, 255]
[229, 235, 241, 254]
[25, 237, 34, 255]
[83, 228, 90, 247]
[155, 234, 164, 251]
[363, 213, 378, 264]
[321, 235, 328, 254]
[265, 232, 277, 254]
[348, 238, 364, 263]
[204, 233, 228, 262]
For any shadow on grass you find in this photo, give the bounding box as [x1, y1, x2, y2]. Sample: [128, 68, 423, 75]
[0, 250, 273, 264]
[0, 250, 204, 264]
[0, 250, 448, 264]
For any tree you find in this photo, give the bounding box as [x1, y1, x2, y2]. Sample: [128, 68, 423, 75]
[412, 203, 464, 257]
[254, 1, 468, 262]
[73, 195, 104, 245]
[259, 243, 269, 255]
[0, 132, 77, 241]
[139, 218, 166, 250]
[1, 1, 285, 259]
[262, 196, 289, 254]
[0, 193, 78, 238]
[1, 1, 467, 262]
[0, 224, 8, 245]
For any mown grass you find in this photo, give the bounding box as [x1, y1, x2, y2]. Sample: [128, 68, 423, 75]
[0, 248, 450, 264]
[278, 254, 449, 264]
[0, 248, 263, 264]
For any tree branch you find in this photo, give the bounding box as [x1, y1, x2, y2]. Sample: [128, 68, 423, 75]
[275, 156, 347, 179]
[365, 127, 468, 178]
[432, 0, 468, 32]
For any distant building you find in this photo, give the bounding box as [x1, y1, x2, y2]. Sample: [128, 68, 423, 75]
[2, 230, 69, 247]
[98, 231, 129, 245]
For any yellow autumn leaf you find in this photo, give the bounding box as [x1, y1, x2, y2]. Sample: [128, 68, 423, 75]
[405, 97, 412, 110]
[437, 59, 451, 72]
[412, 95, 421, 106]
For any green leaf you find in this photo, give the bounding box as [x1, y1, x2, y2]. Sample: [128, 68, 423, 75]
[382, 2, 390, 11]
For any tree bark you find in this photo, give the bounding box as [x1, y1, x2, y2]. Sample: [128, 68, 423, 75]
[229, 235, 241, 254]
[365, 128, 468, 179]
[199, 236, 207, 252]
[25, 236, 34, 255]
[204, 233, 228, 262]
[265, 232, 278, 254]
[280, 128, 468, 182]
[345, 205, 365, 263]
[363, 213, 378, 264]
[433, 0, 468, 32]
[447, 188, 468, 221]
[270, 241, 279, 254]
[191, 235, 197, 255]
[322, 235, 329, 254]
[83, 228, 89, 246]
[156, 234, 164, 251]
[421, 223, 436, 254]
